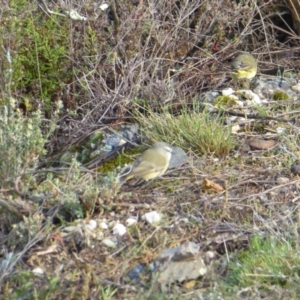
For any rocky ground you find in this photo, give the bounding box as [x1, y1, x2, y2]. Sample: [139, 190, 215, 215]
[1, 1, 300, 299]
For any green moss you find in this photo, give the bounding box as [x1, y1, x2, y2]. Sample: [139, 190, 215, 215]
[213, 96, 237, 109]
[97, 145, 144, 173]
[97, 157, 124, 173]
[272, 90, 289, 100]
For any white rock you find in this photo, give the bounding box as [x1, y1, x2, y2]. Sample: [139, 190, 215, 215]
[231, 124, 240, 134]
[99, 221, 108, 230]
[84, 225, 94, 232]
[113, 223, 127, 236]
[61, 225, 81, 233]
[205, 251, 215, 259]
[118, 139, 127, 146]
[95, 231, 104, 240]
[238, 90, 262, 105]
[100, 3, 109, 11]
[229, 116, 238, 122]
[32, 267, 44, 275]
[178, 218, 189, 223]
[68, 10, 87, 21]
[292, 82, 300, 92]
[126, 217, 138, 226]
[236, 100, 244, 107]
[221, 88, 235, 96]
[143, 211, 161, 224]
[276, 177, 289, 184]
[276, 127, 286, 134]
[236, 205, 245, 210]
[204, 103, 215, 112]
[102, 237, 117, 248]
[84, 220, 97, 231]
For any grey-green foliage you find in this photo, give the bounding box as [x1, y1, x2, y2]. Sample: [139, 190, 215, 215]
[0, 106, 46, 187]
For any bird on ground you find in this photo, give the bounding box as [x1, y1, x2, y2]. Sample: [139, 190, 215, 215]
[231, 51, 257, 88]
[118, 142, 172, 183]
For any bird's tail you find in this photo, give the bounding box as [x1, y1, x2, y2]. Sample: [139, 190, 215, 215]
[117, 165, 132, 183]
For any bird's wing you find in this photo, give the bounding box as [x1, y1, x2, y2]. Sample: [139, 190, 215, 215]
[129, 161, 164, 177]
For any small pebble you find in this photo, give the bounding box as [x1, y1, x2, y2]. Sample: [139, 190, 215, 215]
[143, 211, 161, 224]
[126, 217, 138, 226]
[84, 220, 97, 231]
[99, 221, 108, 230]
[32, 267, 44, 275]
[113, 223, 127, 236]
[276, 177, 289, 184]
[102, 237, 118, 248]
[100, 3, 109, 11]
[222, 88, 235, 96]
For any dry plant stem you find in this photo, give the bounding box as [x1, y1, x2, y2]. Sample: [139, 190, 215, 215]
[236, 179, 300, 203]
[80, 263, 92, 300]
[220, 181, 229, 220]
[138, 227, 160, 251]
[253, 0, 270, 50]
[14, 176, 28, 197]
[223, 237, 230, 263]
[110, 203, 151, 208]
[111, 0, 120, 35]
[200, 176, 297, 209]
[221, 109, 294, 123]
[110, 245, 128, 257]
[0, 198, 23, 218]
[0, 229, 48, 289]
[182, 18, 219, 61]
[39, 0, 66, 17]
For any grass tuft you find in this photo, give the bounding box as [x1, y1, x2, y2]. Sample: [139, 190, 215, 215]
[136, 104, 236, 157]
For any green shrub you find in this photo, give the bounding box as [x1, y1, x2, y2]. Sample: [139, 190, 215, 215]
[0, 0, 70, 111]
[0, 107, 46, 188]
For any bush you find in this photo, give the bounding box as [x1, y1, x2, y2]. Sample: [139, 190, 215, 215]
[0, 107, 47, 188]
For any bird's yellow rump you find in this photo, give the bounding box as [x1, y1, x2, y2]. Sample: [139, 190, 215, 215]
[231, 51, 257, 81]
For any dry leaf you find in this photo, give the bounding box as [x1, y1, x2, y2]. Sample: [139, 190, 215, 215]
[202, 178, 224, 192]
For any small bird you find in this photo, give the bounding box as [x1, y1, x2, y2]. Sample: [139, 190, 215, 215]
[118, 142, 172, 183]
[231, 51, 257, 86]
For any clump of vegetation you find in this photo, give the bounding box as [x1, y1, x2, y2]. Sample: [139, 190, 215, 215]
[226, 235, 300, 288]
[272, 90, 289, 101]
[7, 271, 61, 299]
[0, 107, 47, 188]
[136, 104, 236, 157]
[0, 0, 71, 112]
[214, 96, 237, 109]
